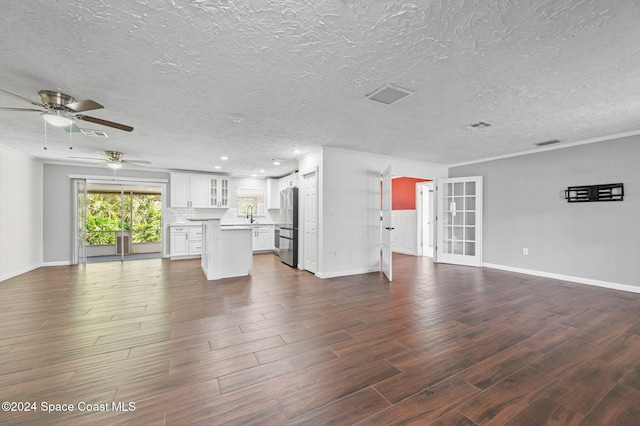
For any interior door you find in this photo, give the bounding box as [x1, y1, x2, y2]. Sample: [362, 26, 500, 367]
[381, 165, 393, 281]
[436, 176, 483, 266]
[303, 170, 318, 273]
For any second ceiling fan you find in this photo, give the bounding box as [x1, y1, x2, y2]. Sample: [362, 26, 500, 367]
[0, 88, 133, 132]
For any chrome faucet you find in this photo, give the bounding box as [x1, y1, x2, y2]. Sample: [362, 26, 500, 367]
[246, 205, 255, 223]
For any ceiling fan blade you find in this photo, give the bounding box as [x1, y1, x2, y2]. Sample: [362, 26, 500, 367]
[65, 99, 104, 112]
[69, 155, 104, 161]
[0, 107, 44, 112]
[75, 114, 133, 132]
[64, 123, 81, 133]
[0, 88, 44, 108]
[123, 159, 151, 165]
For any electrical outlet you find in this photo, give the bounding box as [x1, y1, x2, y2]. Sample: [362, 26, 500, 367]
[522, 248, 529, 255]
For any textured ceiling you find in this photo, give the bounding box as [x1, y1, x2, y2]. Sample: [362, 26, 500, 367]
[2, 1, 640, 177]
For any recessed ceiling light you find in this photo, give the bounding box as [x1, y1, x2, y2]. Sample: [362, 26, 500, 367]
[294, 150, 300, 154]
[220, 156, 228, 161]
[251, 174, 257, 177]
[272, 159, 281, 166]
[259, 169, 265, 173]
[214, 166, 221, 169]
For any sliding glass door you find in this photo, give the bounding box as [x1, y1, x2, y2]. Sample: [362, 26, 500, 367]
[84, 182, 163, 262]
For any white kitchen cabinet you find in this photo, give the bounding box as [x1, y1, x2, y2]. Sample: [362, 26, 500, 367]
[189, 175, 210, 208]
[266, 178, 280, 210]
[252, 226, 273, 252]
[170, 226, 189, 256]
[209, 177, 229, 208]
[171, 173, 228, 208]
[188, 226, 203, 255]
[170, 225, 203, 258]
[170, 174, 191, 208]
[279, 172, 298, 192]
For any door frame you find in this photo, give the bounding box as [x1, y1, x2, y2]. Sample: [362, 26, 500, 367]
[69, 175, 168, 263]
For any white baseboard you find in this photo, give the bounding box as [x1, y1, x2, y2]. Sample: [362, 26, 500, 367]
[0, 263, 42, 282]
[41, 261, 72, 267]
[483, 262, 640, 294]
[316, 267, 380, 279]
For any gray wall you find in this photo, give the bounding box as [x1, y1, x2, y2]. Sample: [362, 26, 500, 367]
[450, 135, 640, 287]
[43, 164, 169, 263]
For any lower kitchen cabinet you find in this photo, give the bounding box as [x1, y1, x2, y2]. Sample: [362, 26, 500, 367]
[170, 225, 203, 258]
[252, 226, 274, 252]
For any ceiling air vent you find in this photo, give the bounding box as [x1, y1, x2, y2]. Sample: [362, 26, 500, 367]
[365, 84, 414, 105]
[79, 128, 109, 138]
[463, 121, 492, 130]
[534, 139, 560, 147]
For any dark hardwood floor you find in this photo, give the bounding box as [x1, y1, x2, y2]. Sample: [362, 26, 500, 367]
[1, 253, 639, 425]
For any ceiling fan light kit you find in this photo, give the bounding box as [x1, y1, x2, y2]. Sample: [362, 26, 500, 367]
[42, 110, 74, 127]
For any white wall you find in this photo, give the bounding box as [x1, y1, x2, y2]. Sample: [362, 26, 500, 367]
[0, 145, 43, 281]
[313, 147, 447, 278]
[450, 135, 640, 289]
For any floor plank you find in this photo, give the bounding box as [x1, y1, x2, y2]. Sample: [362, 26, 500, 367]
[1, 253, 639, 425]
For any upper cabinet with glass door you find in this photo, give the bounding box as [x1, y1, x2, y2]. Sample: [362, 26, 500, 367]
[209, 177, 229, 208]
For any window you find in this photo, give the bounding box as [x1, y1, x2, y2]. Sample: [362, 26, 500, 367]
[236, 187, 265, 216]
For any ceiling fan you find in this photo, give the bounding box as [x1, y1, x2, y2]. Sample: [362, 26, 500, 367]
[71, 151, 150, 169]
[0, 88, 133, 132]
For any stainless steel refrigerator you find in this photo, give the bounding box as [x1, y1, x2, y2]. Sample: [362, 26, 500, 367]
[279, 187, 298, 268]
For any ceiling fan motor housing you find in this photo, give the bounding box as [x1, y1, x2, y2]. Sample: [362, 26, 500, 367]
[38, 90, 75, 109]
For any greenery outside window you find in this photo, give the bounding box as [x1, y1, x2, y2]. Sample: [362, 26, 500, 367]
[237, 187, 265, 216]
[86, 192, 162, 246]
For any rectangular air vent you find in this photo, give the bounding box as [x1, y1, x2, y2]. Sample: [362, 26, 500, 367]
[366, 84, 414, 105]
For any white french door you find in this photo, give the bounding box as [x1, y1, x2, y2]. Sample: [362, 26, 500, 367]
[381, 165, 393, 281]
[436, 176, 483, 267]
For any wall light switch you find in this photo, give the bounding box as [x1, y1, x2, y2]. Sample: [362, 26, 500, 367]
[523, 248, 529, 255]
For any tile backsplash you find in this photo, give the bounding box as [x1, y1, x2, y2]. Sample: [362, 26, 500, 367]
[165, 207, 279, 225]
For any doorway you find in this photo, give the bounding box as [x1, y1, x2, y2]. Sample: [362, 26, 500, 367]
[416, 181, 434, 258]
[84, 182, 163, 263]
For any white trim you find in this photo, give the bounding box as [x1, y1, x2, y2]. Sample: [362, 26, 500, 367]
[315, 267, 380, 279]
[449, 129, 640, 168]
[42, 261, 72, 267]
[0, 264, 42, 282]
[483, 263, 640, 294]
[68, 174, 168, 183]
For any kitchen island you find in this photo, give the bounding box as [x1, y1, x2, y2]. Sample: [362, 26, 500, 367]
[201, 219, 253, 280]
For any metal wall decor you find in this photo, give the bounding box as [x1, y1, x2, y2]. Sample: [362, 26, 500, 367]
[565, 183, 624, 203]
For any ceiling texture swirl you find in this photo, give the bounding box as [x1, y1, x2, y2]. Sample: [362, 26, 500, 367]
[1, 0, 640, 176]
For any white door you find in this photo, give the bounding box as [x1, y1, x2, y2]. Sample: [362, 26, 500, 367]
[417, 182, 434, 257]
[381, 166, 393, 281]
[303, 170, 318, 273]
[436, 176, 483, 266]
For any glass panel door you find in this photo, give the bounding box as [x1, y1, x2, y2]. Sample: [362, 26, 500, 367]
[436, 176, 482, 266]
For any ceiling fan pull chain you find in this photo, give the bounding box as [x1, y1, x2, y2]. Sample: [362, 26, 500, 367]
[43, 120, 47, 150]
[69, 125, 73, 150]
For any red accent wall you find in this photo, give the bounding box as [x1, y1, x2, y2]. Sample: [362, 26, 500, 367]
[392, 177, 430, 210]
